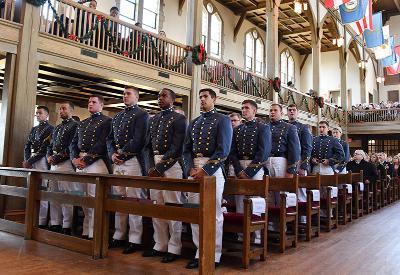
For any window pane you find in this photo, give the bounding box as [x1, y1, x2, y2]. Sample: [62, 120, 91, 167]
[245, 56, 253, 71]
[142, 9, 157, 31]
[143, 0, 158, 11]
[120, 0, 137, 21]
[255, 39, 264, 75]
[280, 51, 287, 83]
[246, 33, 254, 57]
[210, 13, 221, 57]
[288, 56, 295, 83]
[202, 8, 208, 49]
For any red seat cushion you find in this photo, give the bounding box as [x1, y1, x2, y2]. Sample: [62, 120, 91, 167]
[268, 206, 297, 216]
[298, 201, 320, 211]
[320, 197, 338, 204]
[223, 212, 263, 225]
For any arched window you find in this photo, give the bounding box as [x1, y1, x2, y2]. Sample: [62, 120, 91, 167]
[280, 49, 295, 85]
[202, 3, 222, 58]
[245, 30, 264, 75]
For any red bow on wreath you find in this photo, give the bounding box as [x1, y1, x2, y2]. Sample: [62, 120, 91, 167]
[122, 51, 129, 57]
[67, 34, 78, 41]
[273, 77, 281, 92]
[97, 15, 105, 22]
[199, 44, 205, 62]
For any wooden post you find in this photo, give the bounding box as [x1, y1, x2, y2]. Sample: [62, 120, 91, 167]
[198, 176, 216, 275]
[93, 177, 104, 259]
[101, 181, 110, 258]
[25, 171, 39, 240]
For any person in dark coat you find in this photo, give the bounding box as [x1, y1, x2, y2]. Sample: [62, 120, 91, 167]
[347, 150, 378, 184]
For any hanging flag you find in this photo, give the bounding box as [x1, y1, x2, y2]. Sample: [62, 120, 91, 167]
[382, 25, 390, 40]
[325, 0, 351, 9]
[372, 42, 392, 60]
[386, 46, 400, 75]
[364, 12, 384, 48]
[381, 38, 397, 67]
[339, 0, 373, 35]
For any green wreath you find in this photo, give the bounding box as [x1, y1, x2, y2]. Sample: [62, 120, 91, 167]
[192, 44, 207, 65]
[26, 0, 47, 6]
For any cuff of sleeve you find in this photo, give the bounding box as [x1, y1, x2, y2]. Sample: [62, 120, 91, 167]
[287, 166, 297, 174]
[244, 166, 261, 178]
[202, 164, 216, 176]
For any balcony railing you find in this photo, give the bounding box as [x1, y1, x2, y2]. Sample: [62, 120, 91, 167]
[0, 0, 17, 22]
[38, 0, 189, 75]
[348, 109, 400, 123]
[201, 56, 272, 100]
[322, 102, 345, 124]
[279, 86, 318, 116]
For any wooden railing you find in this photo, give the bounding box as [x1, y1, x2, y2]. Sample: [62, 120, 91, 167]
[348, 109, 400, 123]
[322, 102, 345, 124]
[201, 56, 273, 100]
[0, 0, 17, 22]
[279, 86, 318, 116]
[38, 0, 189, 75]
[0, 167, 216, 274]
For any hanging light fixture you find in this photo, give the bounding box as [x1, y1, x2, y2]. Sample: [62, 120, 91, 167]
[358, 60, 367, 69]
[376, 76, 385, 83]
[336, 37, 344, 47]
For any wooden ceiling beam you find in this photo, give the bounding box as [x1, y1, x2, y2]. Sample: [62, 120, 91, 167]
[281, 27, 311, 36]
[234, 12, 247, 41]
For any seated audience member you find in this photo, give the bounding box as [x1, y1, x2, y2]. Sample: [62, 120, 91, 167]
[347, 150, 378, 185]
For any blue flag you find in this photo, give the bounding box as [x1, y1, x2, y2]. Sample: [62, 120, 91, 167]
[364, 12, 384, 48]
[339, 0, 368, 24]
[381, 37, 397, 67]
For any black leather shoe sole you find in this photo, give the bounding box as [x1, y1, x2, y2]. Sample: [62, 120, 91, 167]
[109, 239, 125, 248]
[185, 259, 199, 269]
[161, 253, 179, 263]
[142, 249, 165, 257]
[122, 243, 138, 254]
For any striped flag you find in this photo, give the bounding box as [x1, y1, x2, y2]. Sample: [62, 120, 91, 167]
[385, 46, 400, 75]
[339, 0, 373, 35]
[325, 0, 351, 9]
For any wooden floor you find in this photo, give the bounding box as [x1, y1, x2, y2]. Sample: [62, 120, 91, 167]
[1, 203, 400, 275]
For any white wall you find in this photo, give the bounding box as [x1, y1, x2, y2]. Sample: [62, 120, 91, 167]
[379, 84, 400, 102]
[319, 51, 341, 99]
[161, 0, 187, 44]
[300, 53, 312, 93]
[365, 56, 377, 103]
[347, 53, 361, 105]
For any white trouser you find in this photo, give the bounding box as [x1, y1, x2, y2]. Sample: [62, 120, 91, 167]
[50, 160, 81, 228]
[150, 155, 182, 255]
[112, 157, 146, 244]
[235, 160, 264, 242]
[187, 157, 224, 263]
[32, 157, 49, 226]
[312, 164, 334, 217]
[266, 157, 287, 231]
[76, 158, 108, 238]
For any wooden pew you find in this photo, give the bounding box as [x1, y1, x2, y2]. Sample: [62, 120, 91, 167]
[0, 167, 217, 275]
[337, 173, 352, 225]
[320, 174, 339, 232]
[223, 176, 269, 269]
[298, 174, 320, 241]
[362, 178, 374, 215]
[373, 171, 382, 210]
[268, 176, 298, 253]
[349, 171, 364, 219]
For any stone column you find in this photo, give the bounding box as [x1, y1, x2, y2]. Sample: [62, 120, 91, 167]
[266, 0, 281, 103]
[186, 0, 203, 120]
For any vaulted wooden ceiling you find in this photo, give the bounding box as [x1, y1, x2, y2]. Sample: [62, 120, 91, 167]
[217, 0, 400, 55]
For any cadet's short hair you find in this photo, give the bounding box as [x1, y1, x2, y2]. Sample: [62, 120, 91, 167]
[124, 85, 140, 96]
[89, 94, 104, 104]
[61, 101, 74, 110]
[110, 6, 119, 12]
[161, 88, 176, 102]
[287, 104, 298, 109]
[319, 121, 329, 127]
[242, 99, 258, 109]
[229, 112, 241, 119]
[271, 103, 283, 111]
[199, 88, 216, 99]
[37, 105, 49, 114]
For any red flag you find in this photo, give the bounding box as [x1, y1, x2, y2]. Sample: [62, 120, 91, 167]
[325, 0, 350, 9]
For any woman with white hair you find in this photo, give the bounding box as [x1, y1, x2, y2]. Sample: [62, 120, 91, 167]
[346, 150, 378, 185]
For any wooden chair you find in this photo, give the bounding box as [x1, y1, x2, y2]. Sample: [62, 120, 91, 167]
[298, 174, 321, 241]
[223, 176, 269, 268]
[337, 173, 352, 225]
[268, 176, 298, 253]
[394, 177, 400, 201]
[320, 174, 339, 232]
[379, 170, 388, 207]
[363, 179, 373, 214]
[349, 171, 363, 219]
[373, 171, 382, 210]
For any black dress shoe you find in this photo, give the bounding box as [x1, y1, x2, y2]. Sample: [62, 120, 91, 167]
[81, 235, 89, 240]
[161, 252, 179, 263]
[142, 249, 166, 257]
[109, 239, 125, 248]
[38, 225, 47, 230]
[185, 258, 199, 269]
[49, 225, 62, 233]
[122, 242, 139, 254]
[62, 228, 71, 235]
